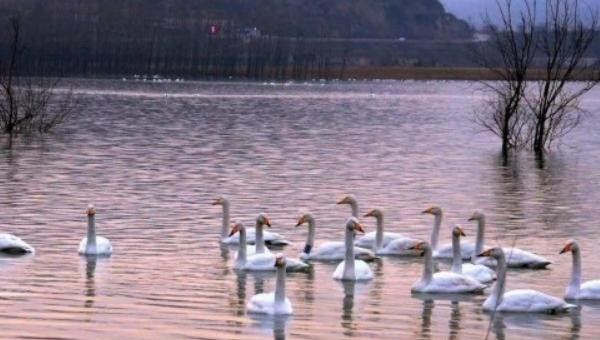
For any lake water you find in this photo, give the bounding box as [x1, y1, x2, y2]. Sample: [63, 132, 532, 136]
[1, 79, 600, 339]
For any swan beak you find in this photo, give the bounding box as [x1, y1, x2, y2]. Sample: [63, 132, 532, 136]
[336, 198, 346, 204]
[211, 199, 221, 205]
[86, 205, 96, 216]
[229, 223, 240, 237]
[364, 210, 374, 217]
[477, 249, 493, 257]
[457, 226, 466, 237]
[467, 216, 476, 221]
[354, 222, 365, 233]
[421, 207, 433, 214]
[264, 218, 271, 228]
[559, 243, 572, 254]
[295, 217, 305, 227]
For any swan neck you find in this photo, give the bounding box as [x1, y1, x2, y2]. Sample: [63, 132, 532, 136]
[236, 228, 247, 266]
[304, 218, 316, 254]
[375, 215, 384, 250]
[343, 227, 356, 280]
[275, 262, 286, 304]
[221, 202, 230, 239]
[86, 215, 97, 252]
[473, 218, 485, 263]
[430, 214, 442, 250]
[568, 249, 582, 296]
[451, 232, 462, 274]
[492, 253, 507, 308]
[422, 246, 434, 283]
[255, 220, 265, 254]
[350, 201, 358, 218]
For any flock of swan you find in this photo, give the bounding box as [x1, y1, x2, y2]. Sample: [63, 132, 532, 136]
[1, 194, 599, 319]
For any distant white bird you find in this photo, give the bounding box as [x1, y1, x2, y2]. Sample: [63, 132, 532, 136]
[468, 211, 551, 269]
[246, 254, 293, 315]
[295, 212, 375, 261]
[363, 208, 421, 256]
[78, 205, 112, 256]
[478, 247, 575, 313]
[410, 239, 486, 294]
[213, 196, 289, 245]
[332, 217, 374, 281]
[0, 233, 34, 255]
[560, 240, 600, 300]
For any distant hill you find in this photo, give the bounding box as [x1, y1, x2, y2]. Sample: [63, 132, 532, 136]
[0, 0, 472, 40]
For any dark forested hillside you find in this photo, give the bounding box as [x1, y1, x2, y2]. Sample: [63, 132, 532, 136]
[0, 0, 473, 79]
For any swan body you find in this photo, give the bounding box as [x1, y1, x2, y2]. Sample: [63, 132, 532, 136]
[422, 206, 473, 260]
[231, 221, 308, 272]
[246, 254, 293, 315]
[0, 233, 34, 254]
[354, 231, 403, 249]
[296, 213, 376, 261]
[479, 247, 575, 313]
[332, 217, 374, 281]
[560, 240, 600, 300]
[213, 196, 289, 245]
[78, 205, 112, 256]
[450, 225, 496, 284]
[411, 239, 486, 294]
[236, 245, 271, 259]
[364, 209, 421, 256]
[468, 211, 551, 269]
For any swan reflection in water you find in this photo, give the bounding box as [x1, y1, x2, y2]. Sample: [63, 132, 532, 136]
[340, 280, 371, 337]
[490, 308, 582, 340]
[82, 255, 99, 309]
[411, 293, 481, 340]
[248, 313, 292, 340]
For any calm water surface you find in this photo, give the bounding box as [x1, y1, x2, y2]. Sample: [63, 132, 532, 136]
[1, 79, 600, 339]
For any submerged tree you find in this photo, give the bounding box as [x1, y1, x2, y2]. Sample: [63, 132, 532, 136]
[528, 0, 599, 155]
[474, 0, 537, 160]
[0, 17, 74, 142]
[475, 0, 599, 161]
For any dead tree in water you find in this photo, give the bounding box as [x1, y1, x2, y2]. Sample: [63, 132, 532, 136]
[528, 0, 599, 156]
[474, 0, 537, 161]
[0, 17, 74, 142]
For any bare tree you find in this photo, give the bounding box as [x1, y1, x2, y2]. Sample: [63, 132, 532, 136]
[527, 0, 599, 155]
[0, 17, 74, 141]
[474, 0, 537, 160]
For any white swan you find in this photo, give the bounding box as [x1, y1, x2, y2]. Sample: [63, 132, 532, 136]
[332, 217, 374, 281]
[336, 194, 360, 218]
[296, 213, 375, 261]
[363, 209, 421, 256]
[213, 196, 289, 245]
[450, 225, 496, 284]
[478, 247, 575, 313]
[410, 240, 486, 294]
[246, 254, 293, 315]
[78, 205, 112, 256]
[422, 206, 474, 260]
[560, 240, 600, 300]
[468, 211, 551, 269]
[235, 214, 271, 258]
[0, 233, 34, 255]
[230, 222, 308, 272]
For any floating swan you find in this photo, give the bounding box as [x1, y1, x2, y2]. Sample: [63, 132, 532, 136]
[246, 254, 293, 315]
[296, 213, 375, 261]
[213, 196, 289, 245]
[468, 211, 551, 269]
[230, 222, 308, 272]
[236, 214, 271, 258]
[0, 233, 34, 255]
[78, 205, 113, 256]
[560, 240, 600, 300]
[363, 209, 421, 256]
[450, 225, 496, 284]
[336, 194, 359, 218]
[422, 206, 474, 260]
[410, 240, 486, 294]
[478, 247, 575, 313]
[332, 217, 374, 281]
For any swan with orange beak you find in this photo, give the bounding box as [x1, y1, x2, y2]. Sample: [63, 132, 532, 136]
[560, 240, 600, 300]
[332, 217, 374, 281]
